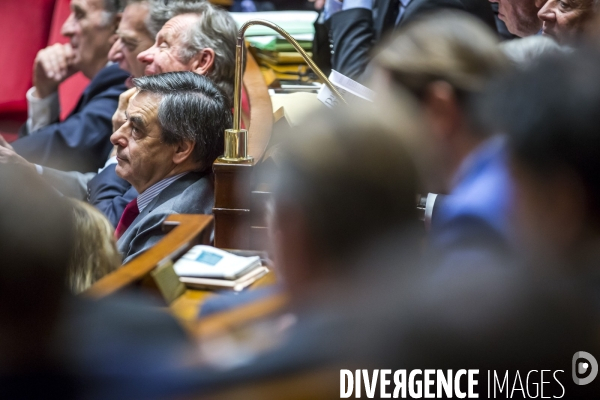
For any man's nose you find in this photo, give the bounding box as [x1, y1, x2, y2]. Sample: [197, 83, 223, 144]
[137, 46, 155, 64]
[111, 125, 128, 147]
[108, 39, 124, 63]
[60, 13, 76, 37]
[538, 3, 554, 21]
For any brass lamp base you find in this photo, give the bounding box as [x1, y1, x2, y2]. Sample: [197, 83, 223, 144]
[216, 155, 254, 164]
[217, 128, 254, 163]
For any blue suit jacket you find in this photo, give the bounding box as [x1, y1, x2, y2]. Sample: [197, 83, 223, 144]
[13, 64, 128, 173]
[87, 164, 137, 228]
[428, 136, 515, 271]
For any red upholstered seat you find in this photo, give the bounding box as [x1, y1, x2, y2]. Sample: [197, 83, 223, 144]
[0, 0, 56, 141]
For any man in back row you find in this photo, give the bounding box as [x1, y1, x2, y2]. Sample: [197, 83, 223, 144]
[323, 0, 497, 79]
[88, 0, 237, 227]
[12, 0, 129, 172]
[0, 0, 238, 228]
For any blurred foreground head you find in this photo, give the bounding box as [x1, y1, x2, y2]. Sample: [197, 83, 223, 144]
[482, 50, 600, 268]
[371, 11, 509, 192]
[68, 200, 121, 294]
[269, 99, 426, 298]
[0, 165, 74, 372]
[386, 268, 600, 398]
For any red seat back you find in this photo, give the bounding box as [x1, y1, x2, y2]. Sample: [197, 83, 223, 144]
[0, 0, 56, 139]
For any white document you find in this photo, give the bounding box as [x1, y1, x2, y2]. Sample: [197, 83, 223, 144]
[317, 70, 375, 109]
[173, 245, 261, 280]
[230, 11, 318, 37]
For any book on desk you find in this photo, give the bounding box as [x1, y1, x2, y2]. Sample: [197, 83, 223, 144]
[174, 245, 269, 291]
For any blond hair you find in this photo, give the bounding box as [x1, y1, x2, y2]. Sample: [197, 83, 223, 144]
[68, 200, 121, 294]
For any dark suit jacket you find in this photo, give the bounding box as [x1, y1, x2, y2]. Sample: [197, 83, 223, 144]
[87, 164, 137, 228]
[117, 171, 214, 264]
[329, 0, 497, 79]
[12, 64, 128, 173]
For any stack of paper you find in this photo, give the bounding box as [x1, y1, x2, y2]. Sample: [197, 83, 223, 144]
[174, 246, 268, 291]
[231, 11, 318, 84]
[230, 11, 318, 37]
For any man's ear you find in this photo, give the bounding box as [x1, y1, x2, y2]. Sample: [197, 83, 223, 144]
[423, 80, 462, 141]
[172, 140, 195, 165]
[191, 48, 216, 76]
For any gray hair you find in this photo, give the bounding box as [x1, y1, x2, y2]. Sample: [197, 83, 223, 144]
[133, 71, 232, 169]
[123, 0, 164, 38]
[100, 0, 125, 26]
[149, 1, 237, 103]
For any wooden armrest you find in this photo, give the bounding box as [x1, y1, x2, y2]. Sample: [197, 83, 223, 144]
[84, 214, 214, 299]
[208, 0, 233, 5]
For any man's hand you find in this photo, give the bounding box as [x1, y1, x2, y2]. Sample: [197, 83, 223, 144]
[33, 43, 77, 99]
[310, 0, 327, 10]
[112, 87, 137, 132]
[0, 146, 35, 172]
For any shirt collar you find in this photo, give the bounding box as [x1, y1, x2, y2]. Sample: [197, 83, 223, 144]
[137, 172, 188, 212]
[400, 0, 411, 7]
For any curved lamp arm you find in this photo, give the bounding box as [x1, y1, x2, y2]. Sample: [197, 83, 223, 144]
[219, 19, 347, 163]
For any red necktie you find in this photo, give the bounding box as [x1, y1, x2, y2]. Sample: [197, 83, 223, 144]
[115, 198, 139, 239]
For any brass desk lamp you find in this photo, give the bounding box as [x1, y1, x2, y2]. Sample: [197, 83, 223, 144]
[218, 19, 346, 163]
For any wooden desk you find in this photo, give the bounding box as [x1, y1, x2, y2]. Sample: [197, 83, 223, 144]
[169, 269, 277, 325]
[208, 0, 233, 6]
[84, 214, 213, 299]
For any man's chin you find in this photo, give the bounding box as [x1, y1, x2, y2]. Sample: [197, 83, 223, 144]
[114, 164, 129, 180]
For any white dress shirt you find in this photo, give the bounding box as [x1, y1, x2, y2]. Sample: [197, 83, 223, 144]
[25, 87, 60, 134]
[136, 172, 188, 212]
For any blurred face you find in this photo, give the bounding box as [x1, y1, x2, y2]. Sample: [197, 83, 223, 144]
[489, 0, 544, 36]
[61, 0, 118, 77]
[137, 14, 199, 75]
[108, 2, 154, 78]
[539, 0, 595, 43]
[111, 91, 177, 193]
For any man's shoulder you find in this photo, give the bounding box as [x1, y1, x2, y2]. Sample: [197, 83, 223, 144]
[91, 63, 130, 86]
[82, 64, 129, 101]
[152, 172, 215, 215]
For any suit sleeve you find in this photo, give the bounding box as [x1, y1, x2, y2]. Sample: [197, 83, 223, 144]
[11, 87, 120, 173]
[87, 164, 136, 227]
[329, 8, 376, 80]
[427, 214, 512, 274]
[120, 210, 177, 264]
[39, 167, 95, 200]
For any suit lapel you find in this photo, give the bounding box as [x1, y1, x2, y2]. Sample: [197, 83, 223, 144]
[68, 64, 129, 117]
[398, 0, 423, 27]
[375, 0, 397, 39]
[124, 171, 208, 234]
